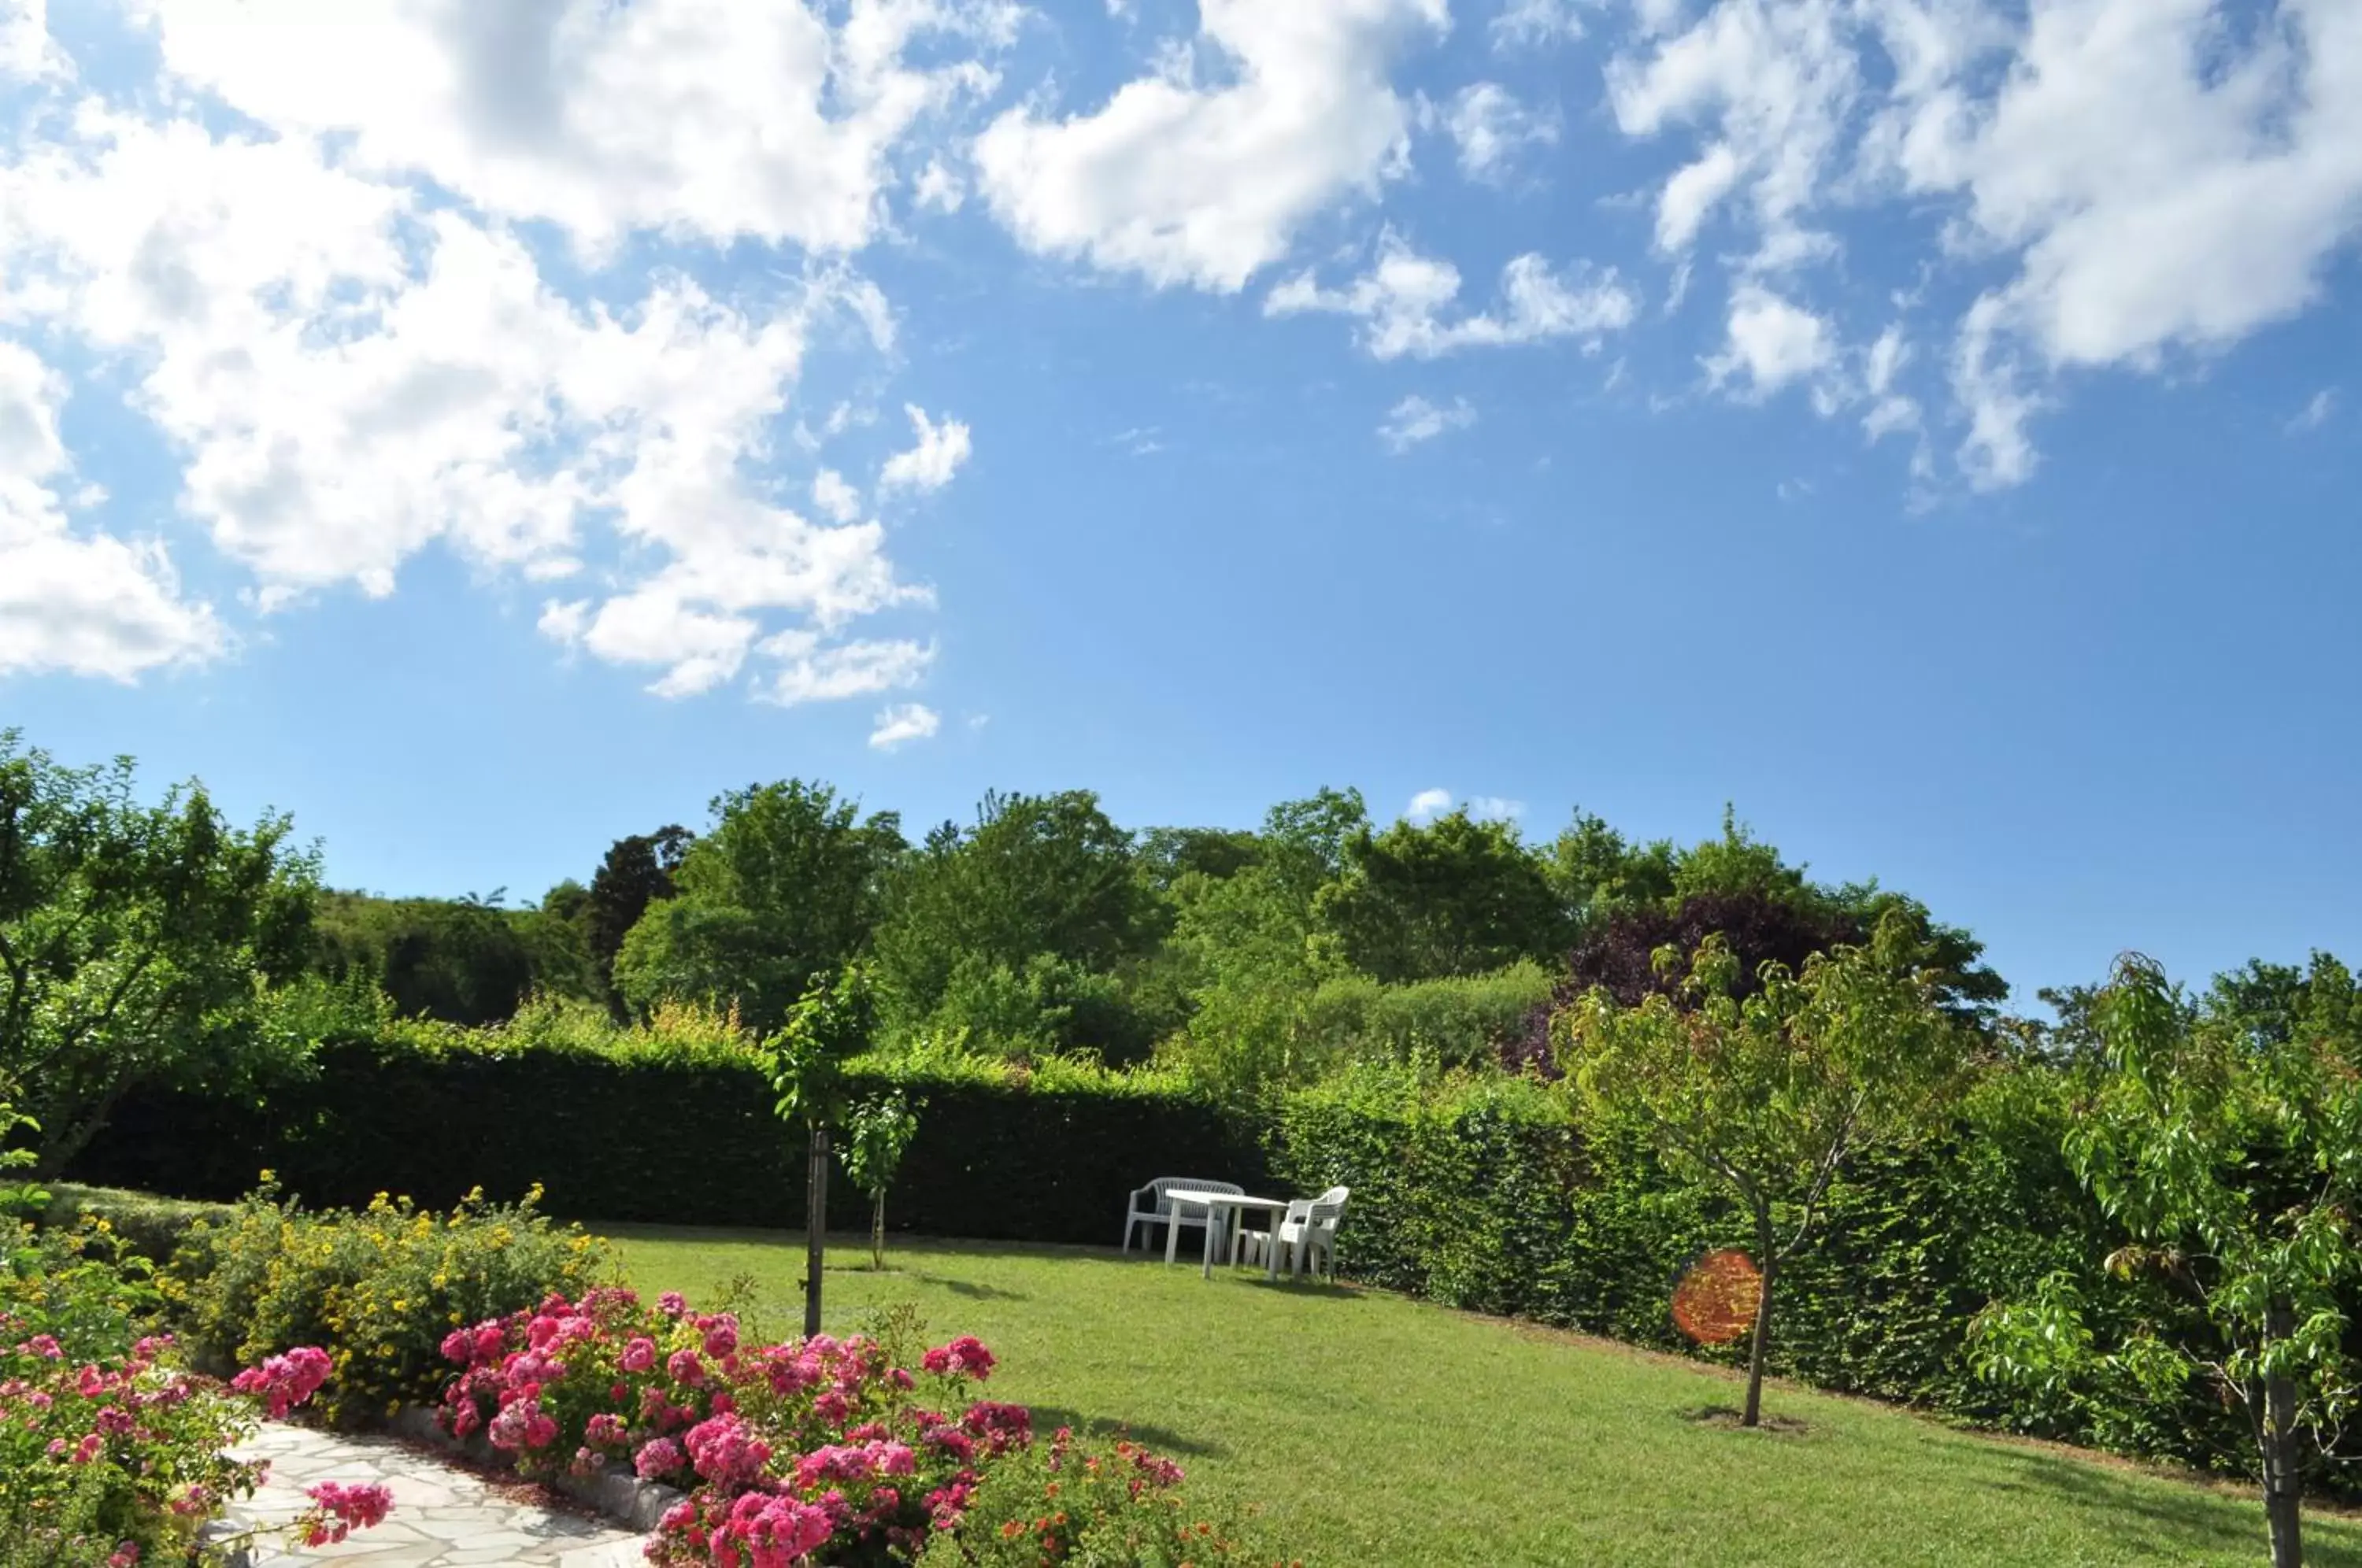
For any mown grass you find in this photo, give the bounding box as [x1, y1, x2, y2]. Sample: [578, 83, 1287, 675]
[602, 1225, 2362, 1567]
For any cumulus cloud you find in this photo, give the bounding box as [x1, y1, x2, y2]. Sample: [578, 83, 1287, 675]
[1405, 786, 1454, 821]
[868, 701, 942, 749]
[1705, 283, 1837, 403]
[1267, 232, 1635, 360]
[812, 468, 864, 523]
[1467, 795, 1525, 821]
[877, 405, 973, 494]
[1445, 83, 1558, 183]
[0, 4, 971, 697]
[758, 630, 935, 705]
[1604, 0, 2362, 486]
[973, 0, 1449, 290]
[2289, 388, 2339, 435]
[125, 0, 1013, 259]
[1377, 394, 1476, 453]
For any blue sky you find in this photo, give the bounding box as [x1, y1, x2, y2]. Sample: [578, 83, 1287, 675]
[2, 0, 2357, 1003]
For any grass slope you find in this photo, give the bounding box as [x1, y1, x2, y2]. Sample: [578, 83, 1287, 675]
[602, 1226, 2362, 1567]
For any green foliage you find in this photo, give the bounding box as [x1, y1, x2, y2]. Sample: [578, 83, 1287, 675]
[35, 1183, 235, 1263]
[919, 1428, 1277, 1568]
[165, 1180, 609, 1425]
[1315, 808, 1564, 982]
[1972, 954, 2362, 1563]
[0, 730, 320, 1174]
[1294, 963, 1554, 1074]
[616, 782, 902, 1033]
[873, 790, 1156, 1045]
[310, 889, 598, 1026]
[1557, 914, 1976, 1422]
[584, 825, 691, 999]
[839, 1091, 922, 1267]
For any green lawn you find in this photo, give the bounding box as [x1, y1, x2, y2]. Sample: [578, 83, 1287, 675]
[601, 1225, 2361, 1567]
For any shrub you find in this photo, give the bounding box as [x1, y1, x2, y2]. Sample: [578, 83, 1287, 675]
[920, 1426, 1289, 1568]
[164, 1180, 609, 1426]
[35, 1185, 234, 1264]
[432, 1289, 1268, 1567]
[74, 1038, 1264, 1245]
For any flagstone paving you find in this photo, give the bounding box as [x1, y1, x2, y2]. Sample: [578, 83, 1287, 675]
[216, 1422, 645, 1566]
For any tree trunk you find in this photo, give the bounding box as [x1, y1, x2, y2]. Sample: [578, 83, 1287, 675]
[33, 1078, 128, 1178]
[2263, 1300, 2304, 1568]
[804, 1124, 829, 1339]
[871, 1189, 887, 1270]
[1742, 1251, 1778, 1429]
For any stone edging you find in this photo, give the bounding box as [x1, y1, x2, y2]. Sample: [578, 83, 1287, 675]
[383, 1403, 687, 1532]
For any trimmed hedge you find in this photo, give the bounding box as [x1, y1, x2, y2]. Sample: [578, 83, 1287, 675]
[68, 1039, 1266, 1248]
[1271, 1067, 2249, 1479]
[33, 1183, 235, 1263]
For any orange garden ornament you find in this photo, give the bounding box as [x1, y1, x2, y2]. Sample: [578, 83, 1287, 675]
[1672, 1249, 1764, 1346]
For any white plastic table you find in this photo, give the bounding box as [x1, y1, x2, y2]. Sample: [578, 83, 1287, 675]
[1161, 1189, 1295, 1280]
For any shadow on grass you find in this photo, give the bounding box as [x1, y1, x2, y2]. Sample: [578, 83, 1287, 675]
[1030, 1407, 1225, 1459]
[1960, 1441, 2362, 1567]
[905, 1272, 1028, 1302]
[1237, 1277, 1363, 1301]
[1680, 1404, 1809, 1436]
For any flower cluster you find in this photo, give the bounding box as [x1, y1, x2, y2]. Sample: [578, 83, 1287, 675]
[298, 1479, 396, 1546]
[228, 1345, 332, 1418]
[432, 1289, 1234, 1566]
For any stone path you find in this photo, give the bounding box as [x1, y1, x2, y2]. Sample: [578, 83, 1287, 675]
[217, 1422, 646, 1566]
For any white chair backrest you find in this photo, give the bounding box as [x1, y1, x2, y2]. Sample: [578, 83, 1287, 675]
[1308, 1185, 1349, 1226]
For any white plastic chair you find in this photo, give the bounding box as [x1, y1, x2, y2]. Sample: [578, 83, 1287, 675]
[1232, 1198, 1310, 1268]
[1237, 1187, 1349, 1280]
[1121, 1178, 1242, 1256]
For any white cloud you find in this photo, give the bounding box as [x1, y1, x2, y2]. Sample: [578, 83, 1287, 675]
[877, 404, 972, 494]
[1705, 283, 1835, 401]
[1654, 142, 1742, 252]
[1445, 83, 1558, 183]
[0, 17, 950, 700]
[913, 157, 966, 214]
[1860, 323, 1920, 441]
[2289, 388, 2338, 435]
[1605, 0, 2362, 487]
[973, 0, 1449, 290]
[1377, 394, 1475, 453]
[1492, 0, 1591, 50]
[1268, 232, 1636, 360]
[757, 630, 935, 705]
[868, 701, 942, 749]
[813, 468, 864, 522]
[1467, 795, 1524, 821]
[124, 0, 1013, 260]
[0, 338, 224, 679]
[1405, 786, 1453, 821]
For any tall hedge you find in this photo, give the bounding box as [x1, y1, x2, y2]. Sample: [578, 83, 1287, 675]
[69, 1039, 1266, 1248]
[1272, 1066, 2253, 1479]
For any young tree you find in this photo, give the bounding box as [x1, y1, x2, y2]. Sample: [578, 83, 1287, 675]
[765, 965, 876, 1337]
[838, 1093, 923, 1270]
[1557, 912, 1973, 1426]
[1971, 954, 2362, 1568]
[0, 733, 319, 1173]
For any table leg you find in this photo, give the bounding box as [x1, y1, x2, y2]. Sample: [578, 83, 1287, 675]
[1201, 1212, 1216, 1281]
[1264, 1205, 1280, 1282]
[1164, 1210, 1181, 1267]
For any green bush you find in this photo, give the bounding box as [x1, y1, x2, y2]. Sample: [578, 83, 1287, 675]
[1272, 1063, 2245, 1478]
[72, 1027, 1266, 1247]
[1294, 963, 1553, 1074]
[163, 1181, 610, 1425]
[36, 1183, 234, 1263]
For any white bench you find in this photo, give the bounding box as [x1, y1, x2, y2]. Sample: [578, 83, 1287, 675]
[1121, 1176, 1243, 1256]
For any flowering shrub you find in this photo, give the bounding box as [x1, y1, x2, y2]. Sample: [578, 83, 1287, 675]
[436, 1292, 1283, 1566]
[165, 1177, 607, 1425]
[0, 1213, 387, 1566]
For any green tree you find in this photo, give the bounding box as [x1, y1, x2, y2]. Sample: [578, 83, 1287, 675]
[871, 790, 1153, 1044]
[1972, 954, 2362, 1568]
[1316, 808, 1563, 982]
[0, 732, 318, 1174]
[1557, 912, 1974, 1426]
[765, 964, 877, 1337]
[838, 1092, 923, 1269]
[586, 826, 693, 1004]
[616, 785, 901, 1033]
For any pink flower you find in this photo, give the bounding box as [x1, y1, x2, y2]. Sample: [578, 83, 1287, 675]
[716, 1492, 835, 1566]
[300, 1481, 393, 1547]
[683, 1412, 770, 1486]
[813, 1390, 850, 1428]
[71, 1433, 103, 1464]
[439, 1329, 474, 1365]
[230, 1347, 332, 1419]
[922, 1335, 995, 1380]
[487, 1396, 556, 1453]
[634, 1437, 684, 1479]
[702, 1320, 739, 1359]
[24, 1335, 61, 1360]
[658, 1292, 688, 1317]
[450, 1400, 482, 1439]
[665, 1349, 705, 1387]
[474, 1323, 507, 1362]
[527, 1315, 561, 1351]
[586, 1413, 628, 1449]
[619, 1337, 657, 1374]
[959, 1400, 1031, 1455]
[106, 1545, 139, 1568]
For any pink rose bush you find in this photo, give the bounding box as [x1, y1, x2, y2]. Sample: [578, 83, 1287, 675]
[432, 1288, 1255, 1566]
